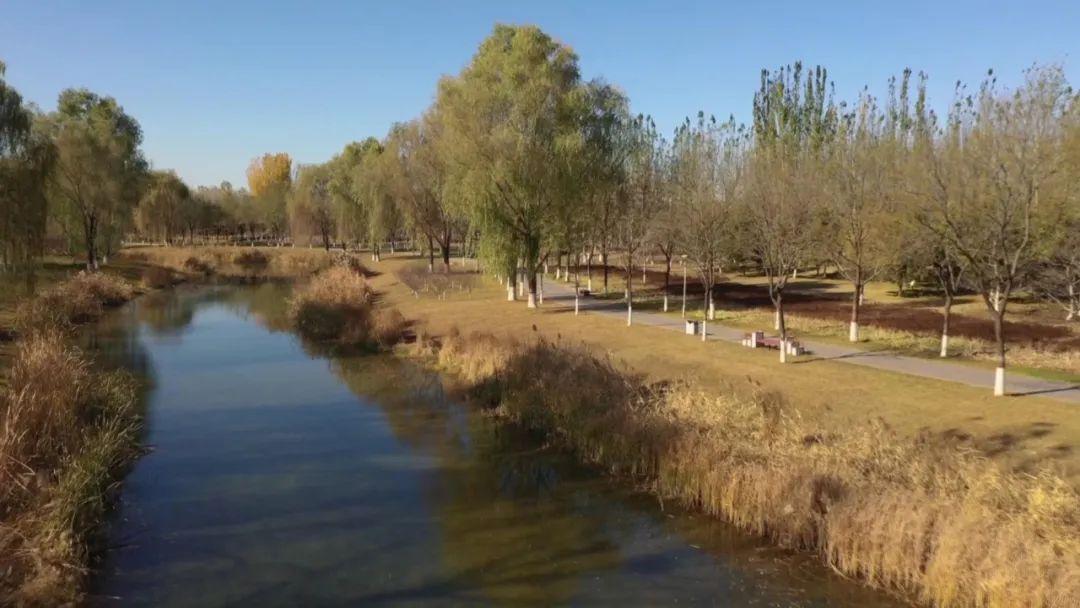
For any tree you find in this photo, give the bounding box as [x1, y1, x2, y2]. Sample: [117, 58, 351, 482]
[389, 112, 458, 272]
[917, 66, 1073, 395]
[0, 60, 54, 286]
[437, 24, 588, 308]
[327, 138, 380, 249]
[672, 113, 744, 321]
[619, 114, 666, 325]
[135, 170, 190, 244]
[823, 85, 902, 342]
[287, 163, 336, 250]
[746, 63, 838, 362]
[43, 88, 146, 269]
[246, 152, 292, 243]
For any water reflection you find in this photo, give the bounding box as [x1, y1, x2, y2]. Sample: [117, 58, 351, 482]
[87, 285, 901, 607]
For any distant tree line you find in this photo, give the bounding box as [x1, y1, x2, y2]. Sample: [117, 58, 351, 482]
[2, 25, 1078, 396]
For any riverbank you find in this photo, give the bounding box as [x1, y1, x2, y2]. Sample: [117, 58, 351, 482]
[363, 255, 1080, 607]
[411, 329, 1078, 607]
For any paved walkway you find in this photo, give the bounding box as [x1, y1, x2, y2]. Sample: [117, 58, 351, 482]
[538, 278, 1080, 404]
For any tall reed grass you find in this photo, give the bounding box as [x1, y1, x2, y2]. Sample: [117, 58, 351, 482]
[123, 246, 338, 279]
[0, 331, 141, 605]
[289, 265, 405, 349]
[14, 272, 135, 335]
[423, 329, 1080, 608]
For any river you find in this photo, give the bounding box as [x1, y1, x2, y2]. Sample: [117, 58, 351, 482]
[83, 284, 901, 607]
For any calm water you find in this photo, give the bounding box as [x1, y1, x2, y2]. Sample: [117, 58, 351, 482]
[84, 284, 901, 607]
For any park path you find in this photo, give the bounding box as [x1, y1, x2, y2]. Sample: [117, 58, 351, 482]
[538, 277, 1080, 404]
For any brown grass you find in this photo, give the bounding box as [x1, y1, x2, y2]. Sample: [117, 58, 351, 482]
[425, 329, 1080, 608]
[14, 272, 135, 335]
[0, 331, 141, 605]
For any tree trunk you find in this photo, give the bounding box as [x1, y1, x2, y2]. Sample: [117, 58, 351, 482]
[777, 296, 788, 363]
[83, 213, 98, 271]
[681, 263, 687, 318]
[527, 269, 538, 309]
[849, 277, 862, 343]
[663, 257, 671, 312]
[602, 247, 609, 294]
[586, 250, 593, 291]
[993, 311, 1006, 396]
[441, 244, 451, 274]
[626, 260, 633, 326]
[940, 292, 952, 358]
[427, 236, 434, 273]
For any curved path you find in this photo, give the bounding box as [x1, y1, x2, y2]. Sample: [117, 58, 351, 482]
[539, 278, 1080, 404]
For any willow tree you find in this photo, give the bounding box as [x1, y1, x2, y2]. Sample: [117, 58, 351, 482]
[747, 63, 838, 362]
[437, 24, 587, 308]
[918, 67, 1074, 395]
[389, 112, 459, 272]
[288, 163, 336, 250]
[1, 61, 54, 286]
[44, 88, 146, 269]
[327, 138, 380, 249]
[135, 170, 190, 244]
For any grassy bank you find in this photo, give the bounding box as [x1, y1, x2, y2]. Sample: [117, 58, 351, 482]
[0, 273, 143, 605]
[416, 328, 1079, 608]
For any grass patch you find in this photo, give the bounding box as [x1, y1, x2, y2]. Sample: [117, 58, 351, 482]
[422, 329, 1079, 608]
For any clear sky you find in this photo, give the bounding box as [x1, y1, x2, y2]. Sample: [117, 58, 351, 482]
[2, 1, 1076, 188]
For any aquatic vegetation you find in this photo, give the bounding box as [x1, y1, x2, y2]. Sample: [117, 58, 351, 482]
[428, 329, 1080, 608]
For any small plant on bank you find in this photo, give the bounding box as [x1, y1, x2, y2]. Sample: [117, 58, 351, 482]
[14, 272, 135, 335]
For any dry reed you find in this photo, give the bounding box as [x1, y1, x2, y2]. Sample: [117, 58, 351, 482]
[429, 329, 1080, 608]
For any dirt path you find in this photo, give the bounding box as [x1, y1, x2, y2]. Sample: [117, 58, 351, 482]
[542, 280, 1080, 404]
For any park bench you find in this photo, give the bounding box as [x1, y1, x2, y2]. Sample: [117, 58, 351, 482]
[741, 330, 806, 356]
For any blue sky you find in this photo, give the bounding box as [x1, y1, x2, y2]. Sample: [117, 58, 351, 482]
[2, 1, 1076, 188]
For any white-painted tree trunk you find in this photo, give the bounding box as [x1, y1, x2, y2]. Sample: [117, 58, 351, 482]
[588, 277, 593, 291]
[780, 342, 787, 363]
[849, 321, 859, 342]
[538, 276, 544, 304]
[774, 310, 780, 331]
[574, 293, 579, 315]
[940, 333, 949, 358]
[663, 293, 669, 312]
[994, 367, 1005, 397]
[517, 273, 525, 298]
[507, 277, 515, 302]
[701, 319, 707, 342]
[708, 299, 715, 320]
[627, 301, 633, 326]
[555, 267, 560, 279]
[527, 292, 537, 309]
